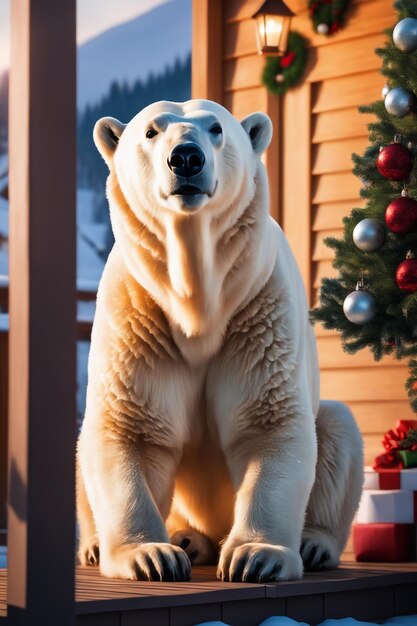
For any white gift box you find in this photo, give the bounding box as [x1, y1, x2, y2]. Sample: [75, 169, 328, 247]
[363, 466, 417, 490]
[357, 489, 416, 524]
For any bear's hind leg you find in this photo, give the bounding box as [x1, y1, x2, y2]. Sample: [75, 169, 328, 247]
[302, 400, 363, 570]
[167, 506, 218, 565]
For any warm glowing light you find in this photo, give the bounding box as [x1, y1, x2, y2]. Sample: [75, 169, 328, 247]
[252, 0, 294, 56]
[258, 18, 283, 48]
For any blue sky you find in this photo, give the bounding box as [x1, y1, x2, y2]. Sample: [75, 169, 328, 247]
[0, 0, 170, 73]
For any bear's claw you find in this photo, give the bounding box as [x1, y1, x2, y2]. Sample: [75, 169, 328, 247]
[78, 539, 100, 566]
[301, 529, 340, 571]
[218, 542, 303, 583]
[100, 543, 191, 581]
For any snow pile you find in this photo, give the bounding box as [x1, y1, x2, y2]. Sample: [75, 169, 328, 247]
[77, 188, 106, 285]
[196, 615, 417, 626]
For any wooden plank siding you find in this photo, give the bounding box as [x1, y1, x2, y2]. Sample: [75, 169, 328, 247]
[192, 0, 407, 465]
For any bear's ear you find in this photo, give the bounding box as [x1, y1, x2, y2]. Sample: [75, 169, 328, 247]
[241, 112, 272, 156]
[93, 117, 126, 167]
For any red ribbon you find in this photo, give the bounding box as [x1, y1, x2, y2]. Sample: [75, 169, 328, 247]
[377, 469, 401, 489]
[373, 420, 417, 470]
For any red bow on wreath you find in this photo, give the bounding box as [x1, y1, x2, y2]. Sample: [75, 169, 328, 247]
[373, 419, 417, 470]
[281, 51, 296, 69]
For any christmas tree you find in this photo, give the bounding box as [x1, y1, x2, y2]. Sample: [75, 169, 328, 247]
[311, 1, 417, 412]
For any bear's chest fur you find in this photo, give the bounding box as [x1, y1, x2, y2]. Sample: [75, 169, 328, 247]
[107, 170, 276, 362]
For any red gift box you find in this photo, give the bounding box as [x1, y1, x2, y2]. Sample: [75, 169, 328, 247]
[353, 522, 416, 562]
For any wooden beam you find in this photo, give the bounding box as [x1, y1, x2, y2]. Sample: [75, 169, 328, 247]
[192, 0, 223, 102]
[8, 1, 76, 624]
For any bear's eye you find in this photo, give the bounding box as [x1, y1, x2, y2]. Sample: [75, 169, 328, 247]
[146, 128, 158, 139]
[209, 124, 222, 136]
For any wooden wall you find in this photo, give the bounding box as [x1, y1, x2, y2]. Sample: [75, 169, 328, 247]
[192, 0, 410, 465]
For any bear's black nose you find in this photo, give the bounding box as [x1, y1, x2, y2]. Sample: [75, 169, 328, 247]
[168, 142, 205, 178]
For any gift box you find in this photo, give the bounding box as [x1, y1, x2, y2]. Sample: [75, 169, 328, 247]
[356, 489, 417, 524]
[353, 523, 416, 562]
[364, 466, 417, 490]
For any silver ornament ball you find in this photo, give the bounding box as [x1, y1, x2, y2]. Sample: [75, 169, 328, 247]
[317, 23, 329, 35]
[382, 84, 390, 99]
[343, 286, 377, 325]
[353, 218, 386, 252]
[393, 17, 417, 53]
[384, 87, 415, 118]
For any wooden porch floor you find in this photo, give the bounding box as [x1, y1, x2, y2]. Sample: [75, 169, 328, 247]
[1, 560, 417, 625]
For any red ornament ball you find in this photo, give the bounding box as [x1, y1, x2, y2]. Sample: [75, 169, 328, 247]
[377, 142, 413, 180]
[385, 196, 417, 234]
[396, 253, 417, 292]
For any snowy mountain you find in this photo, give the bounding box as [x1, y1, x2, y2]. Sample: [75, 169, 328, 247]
[77, 0, 192, 110]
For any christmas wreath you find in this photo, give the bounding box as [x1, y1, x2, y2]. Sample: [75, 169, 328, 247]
[308, 0, 350, 35]
[261, 32, 308, 96]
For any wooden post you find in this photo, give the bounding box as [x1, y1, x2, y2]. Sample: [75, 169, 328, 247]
[8, 1, 76, 624]
[192, 0, 223, 102]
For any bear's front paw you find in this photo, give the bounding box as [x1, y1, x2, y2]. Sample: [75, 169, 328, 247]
[301, 528, 340, 571]
[100, 543, 191, 581]
[78, 535, 100, 566]
[217, 541, 303, 583]
[170, 529, 217, 565]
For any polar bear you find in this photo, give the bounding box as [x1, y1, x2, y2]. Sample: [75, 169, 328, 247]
[77, 99, 363, 583]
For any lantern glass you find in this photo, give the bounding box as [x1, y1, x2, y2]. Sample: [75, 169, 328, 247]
[253, 0, 294, 56]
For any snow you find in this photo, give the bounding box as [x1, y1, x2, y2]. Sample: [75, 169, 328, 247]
[0, 546, 6, 568]
[77, 340, 90, 427]
[77, 187, 96, 224]
[195, 617, 417, 626]
[0, 153, 7, 178]
[0, 198, 8, 277]
[0, 198, 7, 236]
[0, 313, 8, 331]
[78, 221, 108, 258]
[78, 278, 100, 293]
[77, 229, 105, 283]
[78, 300, 96, 324]
[76, 188, 107, 285]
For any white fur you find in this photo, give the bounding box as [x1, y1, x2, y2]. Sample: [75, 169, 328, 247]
[77, 100, 363, 582]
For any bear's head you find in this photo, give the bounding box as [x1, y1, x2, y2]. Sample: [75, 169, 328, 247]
[93, 99, 272, 217]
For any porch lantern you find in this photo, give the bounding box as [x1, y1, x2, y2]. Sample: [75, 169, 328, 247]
[252, 0, 295, 56]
